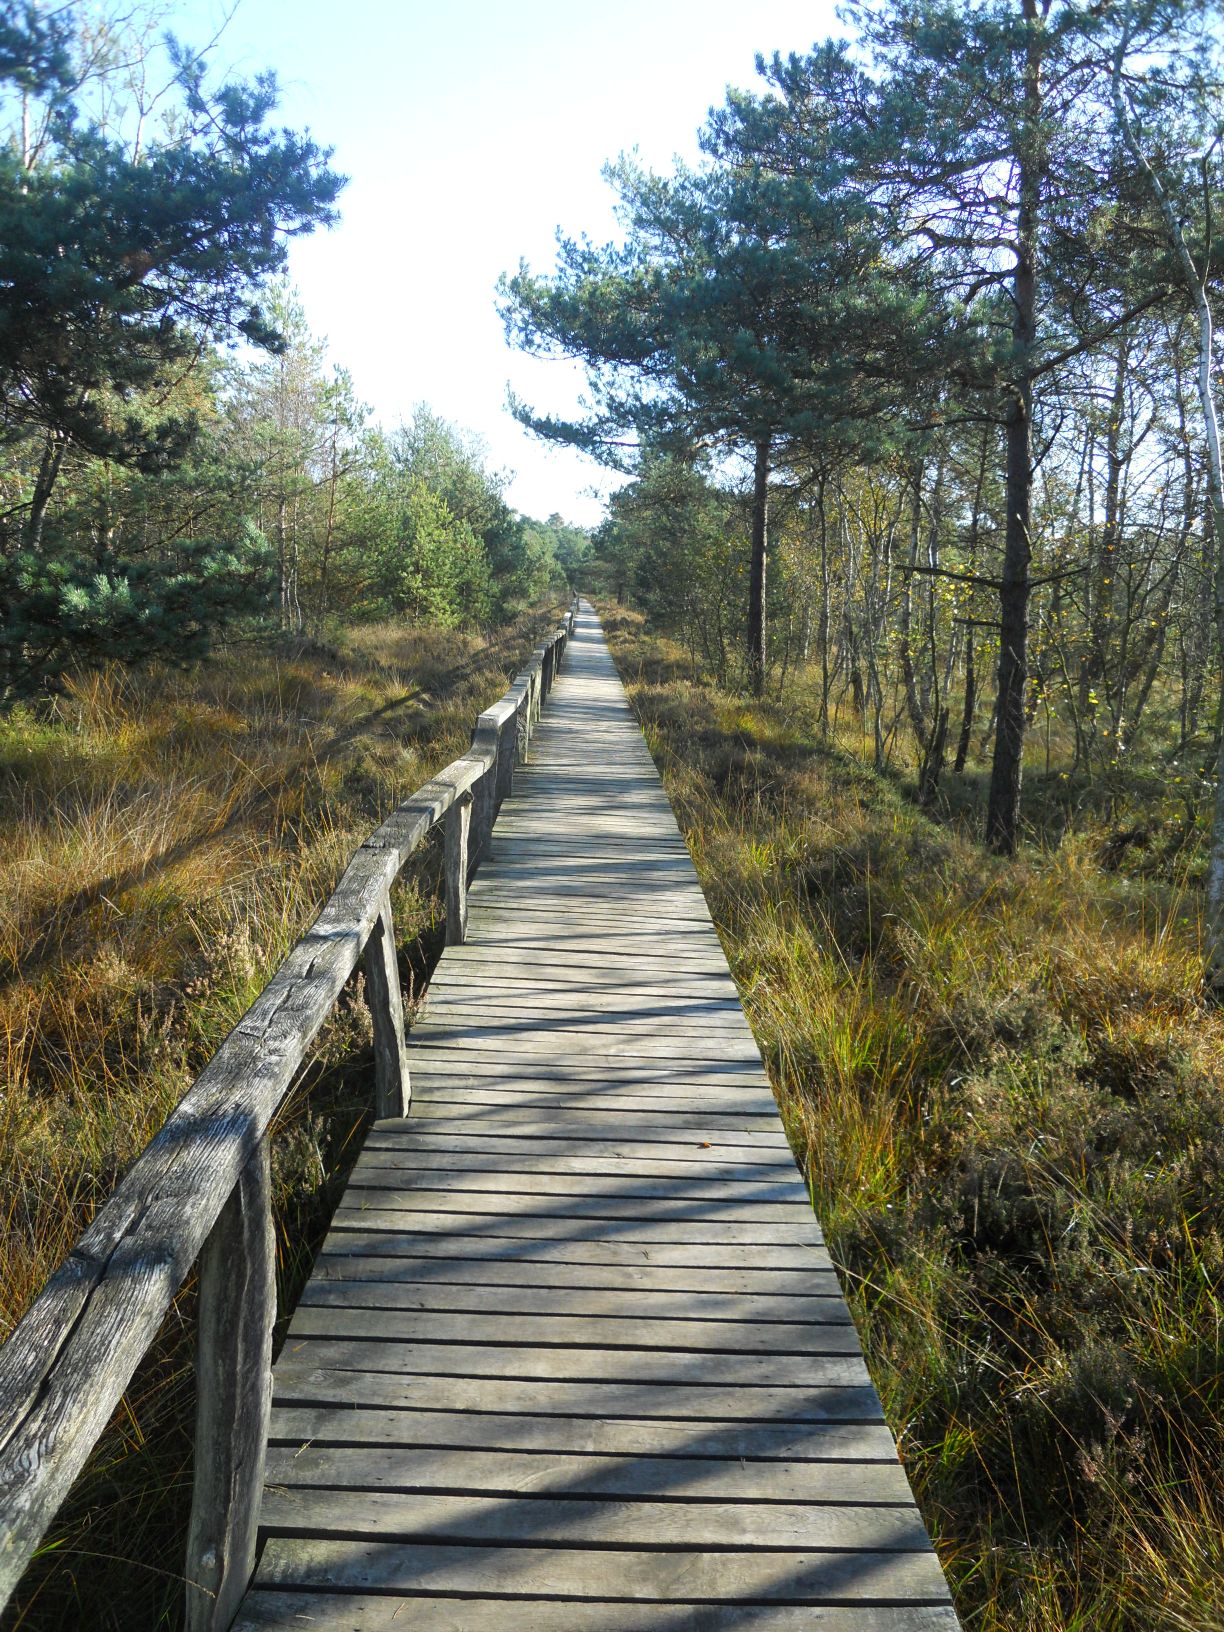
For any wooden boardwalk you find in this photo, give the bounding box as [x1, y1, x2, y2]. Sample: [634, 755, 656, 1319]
[235, 606, 959, 1631]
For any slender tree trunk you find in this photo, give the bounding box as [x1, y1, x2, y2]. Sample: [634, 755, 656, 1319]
[987, 393, 1034, 853]
[954, 431, 988, 775]
[747, 434, 770, 696]
[986, 3, 1042, 855]
[1079, 344, 1128, 730]
[955, 630, 976, 775]
[900, 463, 929, 749]
[317, 425, 340, 636]
[818, 485, 832, 732]
[24, 431, 67, 553]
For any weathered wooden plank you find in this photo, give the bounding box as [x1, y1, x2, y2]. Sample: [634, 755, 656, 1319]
[298, 1277, 852, 1321]
[271, 1366, 885, 1422]
[267, 1407, 900, 1462]
[273, 1337, 869, 1389]
[346, 1162, 808, 1200]
[313, 1251, 834, 1294]
[424, 966, 742, 995]
[404, 1088, 779, 1116]
[319, 1229, 831, 1271]
[461, 911, 728, 939]
[408, 1060, 775, 1092]
[184, 1138, 275, 1632]
[334, 1189, 815, 1225]
[469, 859, 705, 878]
[424, 977, 745, 1008]
[260, 1485, 933, 1552]
[464, 905, 723, 932]
[235, 1594, 961, 1631]
[410, 1032, 765, 1063]
[432, 951, 740, 987]
[263, 1445, 912, 1504]
[406, 1087, 781, 1115]
[252, 1538, 951, 1603]
[399, 1104, 793, 1135]
[370, 1123, 795, 1155]
[350, 1150, 802, 1182]
[326, 1214, 829, 1246]
[415, 1004, 759, 1040]
[405, 1055, 774, 1088]
[464, 901, 724, 927]
[286, 1306, 863, 1355]
[362, 1129, 800, 1166]
[447, 928, 731, 957]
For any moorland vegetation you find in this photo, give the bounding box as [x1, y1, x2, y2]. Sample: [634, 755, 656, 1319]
[6, 0, 1224, 1627]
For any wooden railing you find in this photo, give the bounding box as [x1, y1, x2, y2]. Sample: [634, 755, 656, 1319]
[0, 602, 579, 1629]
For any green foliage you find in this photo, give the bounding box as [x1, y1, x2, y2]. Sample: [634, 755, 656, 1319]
[0, 522, 276, 693]
[595, 456, 745, 679]
[521, 512, 594, 588]
[0, 13, 342, 478]
[0, 6, 343, 691]
[501, 138, 909, 468]
[376, 477, 489, 626]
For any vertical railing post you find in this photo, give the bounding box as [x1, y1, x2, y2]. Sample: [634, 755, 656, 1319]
[184, 1139, 275, 1632]
[531, 651, 546, 726]
[515, 689, 530, 767]
[364, 890, 410, 1119]
[473, 749, 497, 862]
[496, 711, 515, 807]
[445, 789, 472, 944]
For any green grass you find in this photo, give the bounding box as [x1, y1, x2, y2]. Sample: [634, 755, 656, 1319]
[602, 605, 1224, 1632]
[0, 610, 561, 1631]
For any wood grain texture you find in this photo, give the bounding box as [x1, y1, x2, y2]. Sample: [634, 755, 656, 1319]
[269, 1364, 886, 1421]
[363, 890, 410, 1120]
[442, 788, 471, 946]
[184, 1139, 275, 1632]
[235, 1595, 961, 1631]
[262, 1443, 915, 1503]
[252, 1537, 953, 1603]
[258, 1484, 934, 1551]
[266, 1407, 900, 1461]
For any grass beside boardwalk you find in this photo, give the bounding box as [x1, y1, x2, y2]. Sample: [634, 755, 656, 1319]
[601, 605, 1224, 1632]
[0, 609, 560, 1631]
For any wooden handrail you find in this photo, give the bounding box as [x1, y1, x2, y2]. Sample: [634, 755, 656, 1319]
[0, 600, 580, 1626]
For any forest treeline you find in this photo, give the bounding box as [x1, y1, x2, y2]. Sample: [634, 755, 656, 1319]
[503, 0, 1224, 969]
[0, 4, 588, 702]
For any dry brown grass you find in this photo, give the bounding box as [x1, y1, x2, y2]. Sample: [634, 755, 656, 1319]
[0, 610, 559, 1631]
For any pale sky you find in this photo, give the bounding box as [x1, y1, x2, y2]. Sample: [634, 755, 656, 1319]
[174, 0, 843, 526]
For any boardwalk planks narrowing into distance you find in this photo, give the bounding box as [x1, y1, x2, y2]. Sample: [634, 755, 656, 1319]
[235, 604, 960, 1632]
